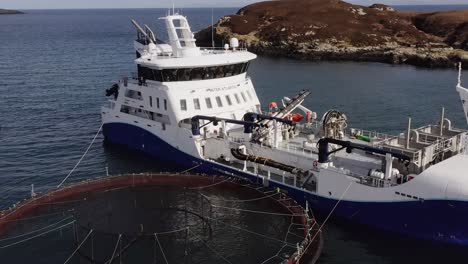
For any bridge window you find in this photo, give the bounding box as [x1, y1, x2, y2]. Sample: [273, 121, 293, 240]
[162, 69, 177, 82]
[240, 92, 247, 102]
[241, 62, 250, 72]
[204, 67, 215, 79]
[224, 65, 235, 77]
[215, 67, 225, 78]
[149, 96, 153, 107]
[234, 93, 241, 104]
[215, 96, 223, 107]
[164, 99, 167, 110]
[138, 63, 250, 83]
[137, 65, 162, 82]
[120, 104, 170, 124]
[193, 98, 201, 110]
[177, 68, 191, 81]
[246, 90, 253, 100]
[180, 99, 187, 111]
[233, 63, 243, 75]
[125, 89, 143, 100]
[157, 97, 160, 108]
[205, 97, 213, 109]
[225, 95, 232, 106]
[190, 68, 204, 80]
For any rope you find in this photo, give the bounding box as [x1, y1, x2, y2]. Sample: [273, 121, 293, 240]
[261, 212, 297, 264]
[205, 216, 296, 248]
[57, 124, 103, 188]
[63, 229, 94, 264]
[0, 209, 74, 223]
[189, 229, 233, 264]
[300, 181, 353, 259]
[0, 221, 75, 249]
[156, 226, 192, 235]
[201, 191, 279, 203]
[0, 216, 73, 242]
[105, 234, 121, 264]
[189, 177, 232, 190]
[210, 204, 300, 217]
[180, 164, 201, 174]
[154, 233, 169, 264]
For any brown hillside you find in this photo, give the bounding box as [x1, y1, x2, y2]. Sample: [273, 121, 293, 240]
[412, 10, 468, 49]
[195, 0, 468, 68]
[199, 0, 437, 47]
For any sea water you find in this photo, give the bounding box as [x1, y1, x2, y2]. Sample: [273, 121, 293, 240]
[1, 7, 468, 263]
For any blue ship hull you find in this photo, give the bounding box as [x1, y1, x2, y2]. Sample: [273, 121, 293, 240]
[103, 123, 468, 246]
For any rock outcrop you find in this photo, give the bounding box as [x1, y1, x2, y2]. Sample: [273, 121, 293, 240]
[196, 0, 468, 68]
[411, 10, 468, 50]
[0, 9, 23, 15]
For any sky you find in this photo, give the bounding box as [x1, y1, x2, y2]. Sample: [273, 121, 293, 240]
[1, 0, 467, 10]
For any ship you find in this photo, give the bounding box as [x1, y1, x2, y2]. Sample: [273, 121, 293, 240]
[101, 12, 468, 245]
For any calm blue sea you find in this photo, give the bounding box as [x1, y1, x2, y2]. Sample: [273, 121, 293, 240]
[1, 7, 468, 264]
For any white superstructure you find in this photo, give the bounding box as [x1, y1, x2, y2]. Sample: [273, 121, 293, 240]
[457, 63, 468, 125]
[102, 13, 468, 246]
[103, 13, 259, 157]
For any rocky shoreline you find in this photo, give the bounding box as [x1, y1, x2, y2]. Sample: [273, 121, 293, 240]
[0, 9, 23, 15]
[196, 0, 468, 69]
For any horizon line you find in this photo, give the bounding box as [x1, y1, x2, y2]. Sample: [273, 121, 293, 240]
[8, 3, 468, 11]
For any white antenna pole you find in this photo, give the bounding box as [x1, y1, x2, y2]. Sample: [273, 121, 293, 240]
[172, 2, 175, 15]
[458, 62, 462, 88]
[211, 8, 214, 48]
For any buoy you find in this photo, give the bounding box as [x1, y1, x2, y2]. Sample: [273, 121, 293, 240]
[291, 113, 304, 122]
[269, 102, 278, 111]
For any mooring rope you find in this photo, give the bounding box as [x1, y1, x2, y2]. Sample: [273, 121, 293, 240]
[299, 181, 354, 260]
[189, 177, 232, 190]
[63, 229, 94, 264]
[204, 216, 296, 248]
[0, 209, 74, 223]
[155, 226, 192, 236]
[260, 208, 299, 264]
[210, 204, 301, 217]
[180, 164, 201, 174]
[0, 221, 75, 249]
[0, 216, 74, 242]
[200, 191, 279, 203]
[154, 233, 169, 264]
[105, 234, 121, 264]
[57, 123, 103, 188]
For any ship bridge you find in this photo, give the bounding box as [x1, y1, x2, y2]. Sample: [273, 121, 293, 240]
[132, 13, 257, 83]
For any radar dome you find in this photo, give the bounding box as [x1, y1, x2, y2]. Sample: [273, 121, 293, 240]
[230, 38, 239, 49]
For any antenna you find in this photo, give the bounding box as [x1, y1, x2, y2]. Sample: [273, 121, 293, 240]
[211, 8, 214, 48]
[458, 62, 462, 88]
[173, 2, 175, 15]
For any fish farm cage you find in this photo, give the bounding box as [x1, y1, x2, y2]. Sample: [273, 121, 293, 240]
[0, 173, 323, 264]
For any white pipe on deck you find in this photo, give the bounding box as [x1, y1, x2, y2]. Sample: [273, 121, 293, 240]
[440, 107, 445, 136]
[406, 117, 412, 149]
